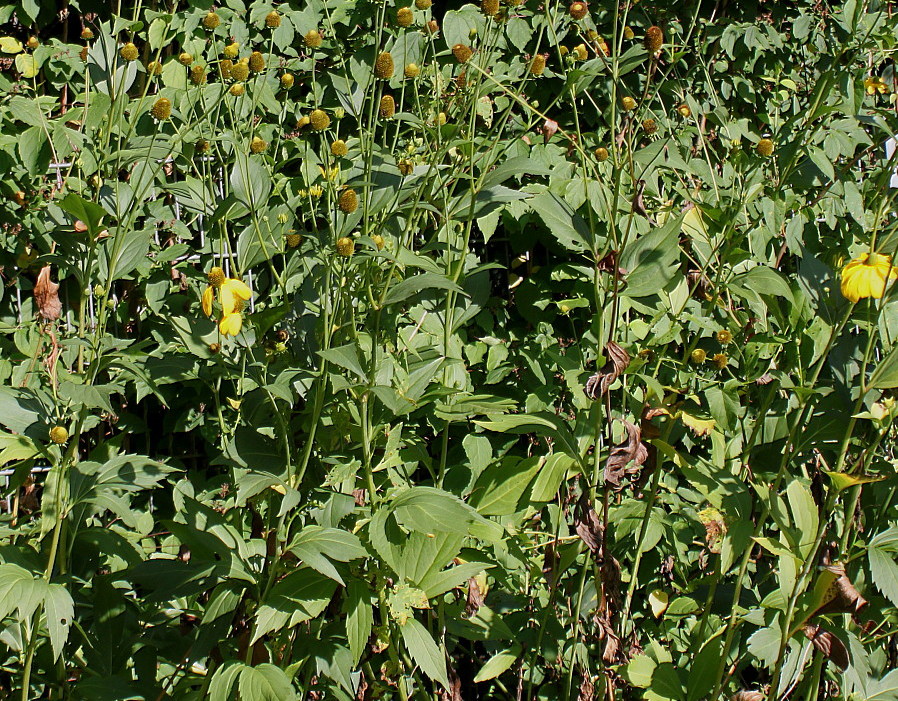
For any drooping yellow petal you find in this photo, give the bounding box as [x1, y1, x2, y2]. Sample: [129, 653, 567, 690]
[840, 253, 895, 302]
[219, 278, 252, 314]
[219, 312, 243, 337]
[201, 286, 215, 317]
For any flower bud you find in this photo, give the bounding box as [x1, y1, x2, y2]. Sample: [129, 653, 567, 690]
[250, 136, 268, 154]
[304, 29, 323, 48]
[644, 25, 663, 53]
[379, 95, 395, 118]
[120, 42, 138, 61]
[569, 1, 588, 19]
[310, 109, 330, 130]
[336, 236, 355, 256]
[202, 11, 221, 29]
[452, 44, 473, 63]
[50, 426, 69, 444]
[397, 7, 414, 26]
[375, 51, 395, 79]
[248, 51, 265, 72]
[151, 97, 172, 120]
[338, 188, 359, 213]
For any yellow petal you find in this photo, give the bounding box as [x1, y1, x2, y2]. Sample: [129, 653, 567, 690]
[202, 286, 215, 317]
[223, 278, 252, 300]
[219, 312, 243, 337]
[219, 279, 252, 314]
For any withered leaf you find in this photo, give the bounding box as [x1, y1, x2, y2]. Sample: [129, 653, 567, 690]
[731, 692, 764, 701]
[585, 342, 630, 399]
[464, 577, 484, 618]
[578, 674, 594, 701]
[34, 266, 62, 321]
[813, 563, 868, 617]
[574, 494, 604, 558]
[803, 624, 849, 670]
[604, 420, 648, 488]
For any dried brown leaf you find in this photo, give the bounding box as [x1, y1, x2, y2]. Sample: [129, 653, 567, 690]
[574, 494, 604, 557]
[803, 624, 850, 670]
[585, 342, 630, 399]
[578, 674, 594, 701]
[34, 266, 61, 321]
[731, 692, 764, 701]
[814, 563, 868, 617]
[604, 420, 648, 488]
[464, 577, 484, 618]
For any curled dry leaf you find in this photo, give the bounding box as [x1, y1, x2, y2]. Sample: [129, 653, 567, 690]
[541, 118, 559, 143]
[73, 220, 88, 232]
[34, 266, 62, 321]
[811, 563, 868, 617]
[604, 419, 648, 488]
[585, 341, 630, 399]
[574, 494, 604, 558]
[803, 624, 850, 670]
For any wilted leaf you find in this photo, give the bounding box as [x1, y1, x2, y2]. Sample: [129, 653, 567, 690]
[604, 420, 648, 487]
[803, 624, 849, 670]
[585, 342, 630, 399]
[34, 266, 61, 321]
[731, 692, 764, 701]
[809, 563, 868, 618]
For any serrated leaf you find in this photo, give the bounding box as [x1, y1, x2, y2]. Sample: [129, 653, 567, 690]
[400, 617, 449, 688]
[238, 664, 294, 701]
[344, 579, 373, 665]
[44, 584, 73, 661]
[868, 548, 898, 608]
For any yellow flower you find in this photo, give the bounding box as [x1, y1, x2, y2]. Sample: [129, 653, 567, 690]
[840, 252, 897, 302]
[319, 165, 340, 181]
[220, 311, 244, 336]
[203, 267, 252, 317]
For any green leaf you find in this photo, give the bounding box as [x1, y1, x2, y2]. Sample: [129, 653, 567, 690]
[288, 525, 367, 584]
[344, 579, 373, 666]
[318, 343, 368, 381]
[391, 487, 477, 535]
[383, 273, 465, 306]
[529, 190, 592, 252]
[473, 413, 581, 467]
[869, 345, 898, 389]
[473, 643, 521, 683]
[252, 569, 337, 642]
[58, 193, 106, 234]
[868, 547, 898, 608]
[15, 53, 40, 78]
[238, 664, 295, 701]
[622, 653, 656, 688]
[400, 617, 449, 689]
[529, 453, 574, 502]
[44, 584, 73, 661]
[208, 661, 244, 701]
[619, 213, 682, 298]
[231, 155, 271, 211]
[0, 36, 23, 53]
[469, 456, 542, 516]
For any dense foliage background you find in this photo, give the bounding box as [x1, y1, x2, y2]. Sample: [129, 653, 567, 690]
[1, 0, 897, 698]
